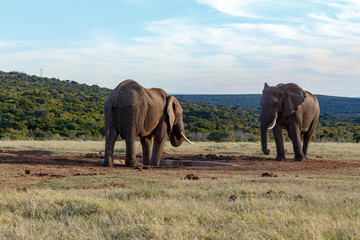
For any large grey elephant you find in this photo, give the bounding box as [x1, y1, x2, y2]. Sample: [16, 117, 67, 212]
[103, 80, 192, 167]
[252, 83, 320, 161]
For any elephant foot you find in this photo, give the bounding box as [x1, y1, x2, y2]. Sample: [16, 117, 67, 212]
[149, 159, 161, 167]
[294, 156, 305, 161]
[125, 160, 138, 167]
[275, 156, 285, 161]
[103, 159, 114, 167]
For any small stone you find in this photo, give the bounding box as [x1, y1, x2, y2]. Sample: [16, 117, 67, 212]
[229, 195, 238, 201]
[17, 187, 27, 193]
[185, 174, 200, 180]
[266, 190, 274, 195]
[262, 172, 277, 177]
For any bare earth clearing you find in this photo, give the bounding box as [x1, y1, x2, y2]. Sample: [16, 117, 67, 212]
[1, 150, 360, 188]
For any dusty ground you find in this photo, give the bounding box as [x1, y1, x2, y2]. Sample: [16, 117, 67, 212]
[1, 150, 360, 188]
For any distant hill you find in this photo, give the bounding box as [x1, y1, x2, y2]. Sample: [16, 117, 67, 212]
[175, 94, 360, 117]
[0, 71, 359, 142]
[316, 95, 360, 116]
[175, 94, 261, 109]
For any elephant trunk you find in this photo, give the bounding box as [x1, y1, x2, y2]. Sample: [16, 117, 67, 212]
[169, 116, 193, 146]
[169, 131, 193, 147]
[170, 131, 184, 147]
[169, 122, 185, 147]
[260, 112, 277, 155]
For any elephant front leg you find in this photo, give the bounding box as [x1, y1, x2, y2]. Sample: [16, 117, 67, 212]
[273, 124, 285, 161]
[140, 136, 153, 165]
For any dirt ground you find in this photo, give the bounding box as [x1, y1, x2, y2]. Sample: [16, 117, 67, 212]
[1, 150, 360, 188]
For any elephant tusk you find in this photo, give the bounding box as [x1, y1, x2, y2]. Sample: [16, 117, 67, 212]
[247, 119, 260, 128]
[181, 131, 194, 144]
[268, 118, 277, 130]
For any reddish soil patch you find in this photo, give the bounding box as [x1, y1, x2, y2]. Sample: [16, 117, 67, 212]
[1, 150, 360, 187]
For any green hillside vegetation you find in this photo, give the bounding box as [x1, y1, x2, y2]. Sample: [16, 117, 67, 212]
[0, 71, 110, 140]
[1, 71, 359, 142]
[175, 94, 261, 109]
[180, 101, 260, 142]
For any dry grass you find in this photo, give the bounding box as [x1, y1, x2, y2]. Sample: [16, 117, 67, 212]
[1, 141, 360, 239]
[0, 140, 359, 160]
[0, 170, 360, 239]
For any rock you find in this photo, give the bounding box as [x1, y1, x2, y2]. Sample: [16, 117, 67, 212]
[261, 172, 278, 177]
[266, 190, 274, 195]
[184, 174, 199, 180]
[229, 195, 238, 201]
[17, 187, 27, 193]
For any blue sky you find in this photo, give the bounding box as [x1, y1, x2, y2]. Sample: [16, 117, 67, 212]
[1, 0, 360, 96]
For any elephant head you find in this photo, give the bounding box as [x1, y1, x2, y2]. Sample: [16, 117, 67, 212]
[259, 83, 306, 155]
[166, 96, 192, 147]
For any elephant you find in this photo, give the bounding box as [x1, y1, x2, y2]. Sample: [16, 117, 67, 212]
[252, 83, 320, 161]
[103, 79, 193, 167]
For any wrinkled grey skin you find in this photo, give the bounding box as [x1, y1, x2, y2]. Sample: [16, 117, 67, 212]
[103, 80, 187, 167]
[260, 83, 320, 161]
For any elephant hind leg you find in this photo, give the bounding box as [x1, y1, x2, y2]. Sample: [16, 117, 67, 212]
[302, 133, 310, 159]
[141, 136, 153, 165]
[104, 127, 118, 167]
[125, 135, 138, 167]
[290, 128, 305, 161]
[150, 130, 166, 166]
[303, 116, 319, 159]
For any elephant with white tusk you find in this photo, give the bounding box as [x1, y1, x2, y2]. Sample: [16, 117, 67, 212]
[103, 79, 193, 167]
[256, 83, 320, 161]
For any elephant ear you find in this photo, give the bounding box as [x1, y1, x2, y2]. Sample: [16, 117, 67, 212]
[166, 96, 179, 132]
[280, 83, 306, 117]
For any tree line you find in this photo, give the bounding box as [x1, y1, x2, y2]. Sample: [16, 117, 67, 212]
[1, 71, 359, 142]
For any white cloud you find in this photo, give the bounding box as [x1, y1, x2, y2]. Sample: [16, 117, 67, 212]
[197, 0, 267, 18]
[1, 0, 360, 96]
[0, 40, 32, 50]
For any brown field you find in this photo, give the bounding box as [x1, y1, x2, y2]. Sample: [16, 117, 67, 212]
[1, 146, 360, 188]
